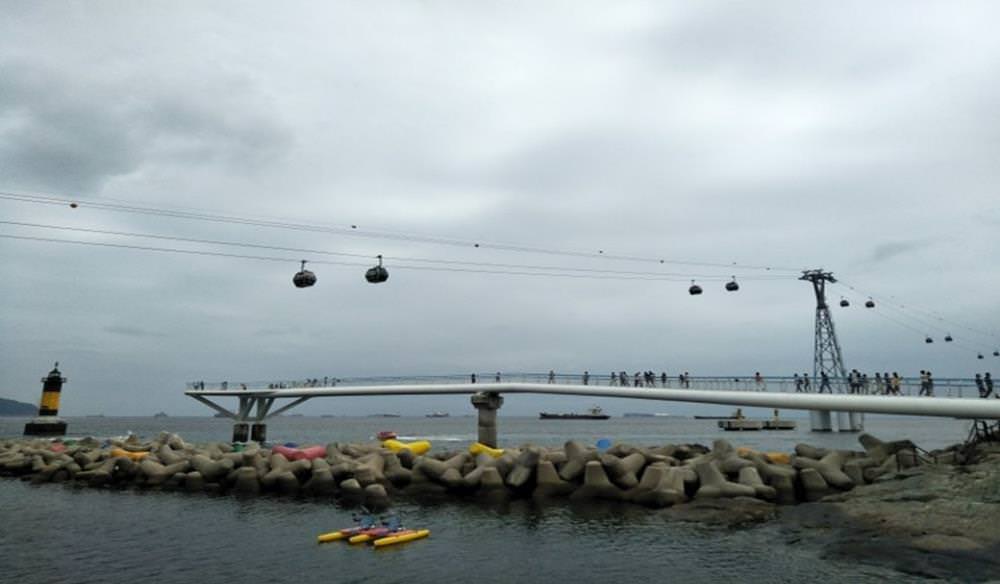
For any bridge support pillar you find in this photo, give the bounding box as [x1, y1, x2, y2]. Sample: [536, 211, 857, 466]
[471, 392, 504, 448]
[810, 410, 832, 432]
[232, 423, 250, 443]
[251, 423, 267, 443]
[846, 412, 864, 432]
[836, 411, 851, 432]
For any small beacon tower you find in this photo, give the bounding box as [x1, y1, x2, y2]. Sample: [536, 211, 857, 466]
[24, 363, 68, 436]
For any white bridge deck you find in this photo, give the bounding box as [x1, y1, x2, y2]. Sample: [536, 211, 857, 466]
[185, 382, 1000, 421]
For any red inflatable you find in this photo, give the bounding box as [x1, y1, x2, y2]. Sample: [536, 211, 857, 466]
[271, 444, 326, 461]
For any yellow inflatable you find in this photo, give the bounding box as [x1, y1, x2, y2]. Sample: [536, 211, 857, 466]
[374, 529, 430, 547]
[381, 439, 431, 455]
[110, 447, 149, 461]
[469, 442, 504, 458]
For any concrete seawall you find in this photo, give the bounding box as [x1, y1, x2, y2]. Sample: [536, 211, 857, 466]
[0, 430, 970, 511]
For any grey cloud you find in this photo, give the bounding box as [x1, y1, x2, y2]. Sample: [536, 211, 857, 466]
[103, 325, 167, 338]
[867, 240, 935, 264]
[0, 59, 293, 193]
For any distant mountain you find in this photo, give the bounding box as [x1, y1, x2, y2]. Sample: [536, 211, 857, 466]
[0, 397, 37, 416]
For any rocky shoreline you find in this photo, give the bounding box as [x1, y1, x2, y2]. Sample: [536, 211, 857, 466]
[2, 431, 998, 578]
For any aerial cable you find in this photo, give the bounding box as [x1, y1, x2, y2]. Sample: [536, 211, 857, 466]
[839, 280, 999, 343]
[0, 220, 794, 280]
[0, 233, 784, 283]
[0, 190, 806, 273]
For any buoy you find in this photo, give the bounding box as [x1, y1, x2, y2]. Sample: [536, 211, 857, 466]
[373, 529, 430, 547]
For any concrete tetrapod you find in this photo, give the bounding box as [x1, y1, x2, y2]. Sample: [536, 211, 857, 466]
[737, 467, 776, 501]
[570, 460, 624, 502]
[792, 451, 854, 490]
[693, 460, 756, 499]
[627, 463, 686, 508]
[231, 466, 261, 495]
[559, 441, 597, 482]
[506, 447, 542, 490]
[798, 468, 833, 502]
[533, 460, 575, 498]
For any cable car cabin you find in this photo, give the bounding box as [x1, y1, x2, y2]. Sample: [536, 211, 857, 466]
[840, 299, 850, 307]
[725, 278, 739, 292]
[978, 353, 985, 360]
[688, 282, 703, 295]
[925, 337, 934, 344]
[944, 335, 953, 342]
[994, 350, 999, 357]
[365, 255, 389, 284]
[865, 299, 875, 308]
[293, 260, 317, 288]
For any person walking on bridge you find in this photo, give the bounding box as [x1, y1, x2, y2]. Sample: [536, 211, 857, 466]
[802, 373, 810, 392]
[976, 373, 986, 397]
[548, 370, 556, 384]
[819, 371, 831, 393]
[794, 374, 803, 392]
[985, 373, 994, 398]
[609, 372, 617, 386]
[582, 371, 590, 386]
[661, 372, 667, 387]
[754, 372, 765, 392]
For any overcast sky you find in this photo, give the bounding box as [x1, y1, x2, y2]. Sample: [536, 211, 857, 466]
[1, 2, 998, 417]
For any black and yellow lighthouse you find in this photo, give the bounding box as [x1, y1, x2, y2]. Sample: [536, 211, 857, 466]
[24, 363, 68, 436]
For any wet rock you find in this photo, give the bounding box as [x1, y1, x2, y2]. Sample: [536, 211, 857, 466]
[693, 460, 755, 499]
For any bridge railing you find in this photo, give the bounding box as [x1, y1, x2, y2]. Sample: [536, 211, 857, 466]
[186, 373, 983, 398]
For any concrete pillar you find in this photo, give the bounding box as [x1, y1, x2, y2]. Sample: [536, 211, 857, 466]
[470, 392, 504, 448]
[836, 411, 851, 432]
[809, 410, 832, 432]
[845, 412, 864, 432]
[250, 423, 267, 443]
[232, 423, 250, 443]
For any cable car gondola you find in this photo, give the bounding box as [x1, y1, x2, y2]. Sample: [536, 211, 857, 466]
[925, 336, 933, 344]
[993, 350, 999, 357]
[839, 298, 850, 307]
[365, 254, 389, 284]
[293, 260, 316, 288]
[688, 280, 703, 296]
[725, 277, 739, 292]
[865, 298, 875, 308]
[944, 334, 953, 342]
[978, 353, 985, 360]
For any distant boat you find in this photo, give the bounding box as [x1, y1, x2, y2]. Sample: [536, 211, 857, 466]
[153, 412, 168, 418]
[368, 413, 401, 418]
[426, 411, 450, 418]
[540, 406, 610, 420]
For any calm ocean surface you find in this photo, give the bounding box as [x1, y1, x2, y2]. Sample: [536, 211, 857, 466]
[1, 415, 972, 583]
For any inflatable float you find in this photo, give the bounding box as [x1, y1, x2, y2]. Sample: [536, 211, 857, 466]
[376, 431, 398, 441]
[469, 442, 504, 458]
[271, 444, 326, 461]
[381, 439, 431, 455]
[109, 448, 149, 461]
[374, 529, 430, 547]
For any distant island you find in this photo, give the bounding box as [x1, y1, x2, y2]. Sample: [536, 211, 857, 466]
[0, 397, 37, 416]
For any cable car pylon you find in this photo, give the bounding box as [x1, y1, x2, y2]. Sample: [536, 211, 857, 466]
[800, 269, 859, 432]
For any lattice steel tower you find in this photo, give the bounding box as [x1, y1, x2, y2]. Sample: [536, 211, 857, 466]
[800, 269, 847, 390]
